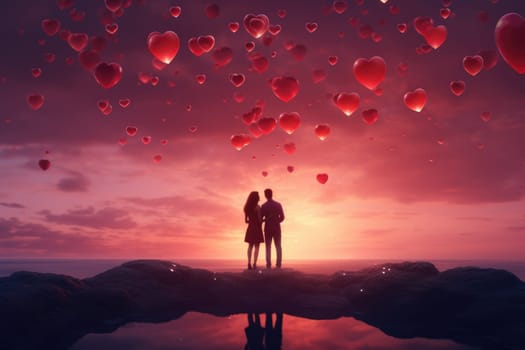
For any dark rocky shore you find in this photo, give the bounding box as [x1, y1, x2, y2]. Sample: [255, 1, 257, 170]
[1, 260, 524, 350]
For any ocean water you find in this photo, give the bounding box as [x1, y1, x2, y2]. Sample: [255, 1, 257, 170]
[2, 258, 523, 350]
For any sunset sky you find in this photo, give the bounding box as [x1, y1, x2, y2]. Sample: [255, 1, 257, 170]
[1, 0, 524, 260]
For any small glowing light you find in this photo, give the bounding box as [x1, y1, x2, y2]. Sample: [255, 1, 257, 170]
[382, 266, 386, 270]
[382, 271, 386, 274]
[360, 288, 364, 292]
[342, 272, 346, 276]
[258, 270, 262, 274]
[172, 264, 177, 267]
[388, 268, 391, 271]
[213, 277, 217, 281]
[169, 268, 174, 272]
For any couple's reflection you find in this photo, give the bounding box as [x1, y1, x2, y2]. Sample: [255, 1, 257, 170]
[244, 313, 283, 350]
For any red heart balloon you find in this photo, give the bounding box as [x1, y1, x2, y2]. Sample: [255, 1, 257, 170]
[197, 35, 215, 52]
[328, 56, 338, 66]
[362, 109, 379, 125]
[495, 13, 525, 74]
[243, 14, 269, 38]
[257, 117, 277, 134]
[27, 94, 45, 110]
[333, 92, 360, 116]
[286, 166, 294, 173]
[316, 173, 328, 184]
[262, 171, 268, 177]
[250, 53, 269, 73]
[212, 47, 233, 67]
[195, 74, 206, 85]
[105, 0, 122, 12]
[463, 55, 484, 76]
[403, 88, 427, 112]
[423, 25, 447, 49]
[480, 112, 492, 122]
[353, 56, 386, 90]
[147, 31, 180, 64]
[333, 1, 348, 14]
[105, 23, 119, 35]
[119, 98, 131, 108]
[153, 155, 162, 163]
[231, 134, 251, 150]
[229, 73, 246, 87]
[314, 124, 330, 140]
[78, 50, 100, 70]
[188, 37, 205, 56]
[38, 159, 51, 171]
[142, 136, 152, 145]
[41, 19, 61, 36]
[478, 50, 499, 70]
[126, 126, 138, 136]
[312, 69, 327, 83]
[97, 99, 109, 112]
[31, 68, 42, 78]
[169, 6, 181, 18]
[413, 16, 434, 35]
[249, 123, 263, 138]
[290, 44, 307, 61]
[440, 8, 451, 19]
[93, 62, 122, 89]
[283, 142, 296, 154]
[278, 112, 301, 134]
[68, 33, 88, 52]
[269, 24, 281, 35]
[229, 22, 239, 32]
[305, 22, 318, 33]
[449, 80, 466, 96]
[397, 23, 407, 33]
[205, 3, 220, 19]
[270, 76, 299, 102]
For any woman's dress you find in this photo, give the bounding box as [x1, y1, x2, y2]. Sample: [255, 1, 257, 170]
[244, 206, 264, 243]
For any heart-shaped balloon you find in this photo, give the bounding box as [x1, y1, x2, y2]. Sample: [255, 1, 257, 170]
[27, 94, 45, 110]
[142, 136, 152, 145]
[229, 22, 239, 32]
[105, 23, 118, 35]
[449, 80, 466, 96]
[278, 112, 301, 134]
[93, 62, 122, 88]
[495, 13, 525, 74]
[119, 98, 131, 108]
[32, 68, 42, 78]
[229, 73, 245, 87]
[231, 134, 251, 150]
[334, 92, 360, 116]
[403, 88, 427, 112]
[478, 50, 499, 70]
[312, 69, 327, 83]
[397, 23, 407, 33]
[169, 6, 181, 18]
[147, 31, 180, 64]
[250, 53, 269, 73]
[38, 159, 51, 171]
[480, 112, 492, 122]
[197, 35, 215, 52]
[78, 50, 100, 70]
[68, 33, 88, 52]
[126, 126, 138, 136]
[243, 14, 269, 38]
[333, 1, 348, 14]
[316, 173, 328, 184]
[41, 19, 61, 36]
[283, 142, 296, 154]
[105, 0, 122, 12]
[362, 109, 379, 125]
[440, 8, 451, 19]
[413, 16, 434, 35]
[463, 55, 484, 76]
[249, 123, 264, 138]
[257, 117, 277, 134]
[305, 22, 318, 33]
[423, 25, 447, 49]
[212, 47, 233, 67]
[270, 76, 299, 102]
[353, 56, 386, 90]
[287, 166, 294, 173]
[314, 124, 330, 140]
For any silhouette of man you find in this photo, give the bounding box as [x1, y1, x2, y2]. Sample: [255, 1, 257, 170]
[265, 312, 283, 350]
[244, 313, 264, 350]
[261, 188, 285, 269]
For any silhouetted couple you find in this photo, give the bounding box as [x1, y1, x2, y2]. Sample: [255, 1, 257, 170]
[244, 189, 285, 270]
[244, 313, 283, 350]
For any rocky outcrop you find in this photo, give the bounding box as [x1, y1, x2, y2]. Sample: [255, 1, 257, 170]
[1, 260, 524, 350]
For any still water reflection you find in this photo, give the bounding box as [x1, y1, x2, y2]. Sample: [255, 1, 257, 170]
[71, 312, 476, 350]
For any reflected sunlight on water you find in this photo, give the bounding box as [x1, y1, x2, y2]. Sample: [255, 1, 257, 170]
[70, 312, 476, 350]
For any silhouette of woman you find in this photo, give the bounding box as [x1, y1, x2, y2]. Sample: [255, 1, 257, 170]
[244, 191, 264, 270]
